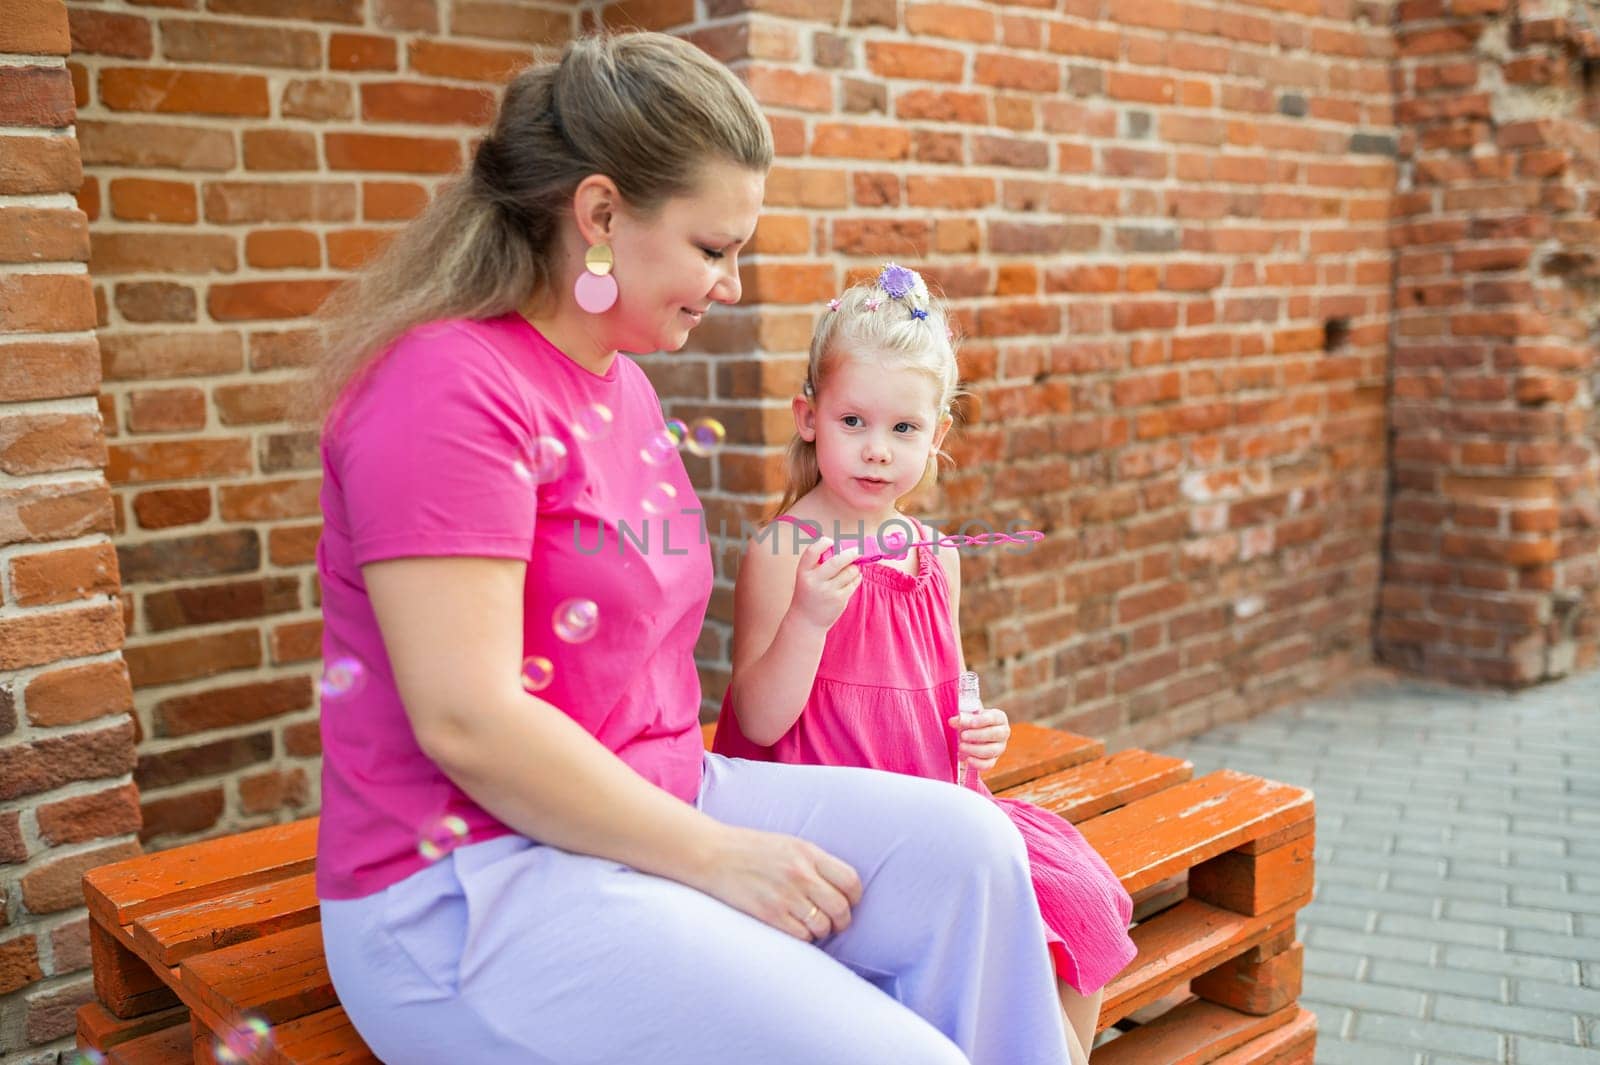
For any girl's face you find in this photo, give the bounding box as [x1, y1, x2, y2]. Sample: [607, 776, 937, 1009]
[607, 160, 765, 355]
[795, 355, 951, 518]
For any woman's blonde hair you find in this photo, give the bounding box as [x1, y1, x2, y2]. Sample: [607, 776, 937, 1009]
[775, 264, 962, 517]
[305, 31, 772, 426]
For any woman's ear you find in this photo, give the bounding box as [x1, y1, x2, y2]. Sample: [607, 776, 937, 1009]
[572, 174, 621, 246]
[792, 394, 817, 442]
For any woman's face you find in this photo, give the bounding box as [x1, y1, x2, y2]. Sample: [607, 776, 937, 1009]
[606, 160, 765, 355]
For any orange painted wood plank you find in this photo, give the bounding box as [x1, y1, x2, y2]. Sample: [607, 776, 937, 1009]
[1100, 893, 1309, 1029]
[1081, 770, 1313, 894]
[267, 1005, 381, 1064]
[76, 1000, 188, 1054]
[1191, 835, 1316, 917]
[999, 748, 1193, 822]
[134, 872, 320, 968]
[181, 922, 337, 1032]
[1193, 942, 1304, 1016]
[103, 1021, 191, 1065]
[984, 722, 1104, 791]
[1093, 1000, 1298, 1065]
[91, 921, 180, 1019]
[1211, 1007, 1316, 1065]
[702, 719, 1101, 791]
[85, 818, 318, 927]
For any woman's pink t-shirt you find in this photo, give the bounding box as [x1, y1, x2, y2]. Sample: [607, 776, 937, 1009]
[315, 313, 713, 900]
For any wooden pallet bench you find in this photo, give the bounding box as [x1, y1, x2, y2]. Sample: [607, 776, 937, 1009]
[79, 722, 1316, 1064]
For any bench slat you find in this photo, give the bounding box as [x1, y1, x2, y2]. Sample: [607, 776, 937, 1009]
[268, 1005, 382, 1065]
[999, 749, 1193, 822]
[1094, 1000, 1298, 1065]
[76, 1000, 188, 1054]
[1211, 1007, 1316, 1065]
[1101, 894, 1308, 1028]
[85, 819, 318, 927]
[181, 922, 336, 1032]
[134, 872, 320, 968]
[1082, 770, 1313, 894]
[982, 722, 1103, 791]
[102, 1021, 190, 1065]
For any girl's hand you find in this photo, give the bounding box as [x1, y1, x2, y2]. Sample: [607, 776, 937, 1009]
[693, 824, 863, 943]
[948, 707, 1011, 774]
[787, 537, 862, 632]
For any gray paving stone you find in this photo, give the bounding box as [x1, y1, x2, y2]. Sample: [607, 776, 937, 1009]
[1320, 883, 1438, 916]
[1354, 1013, 1504, 1058]
[1366, 959, 1505, 1001]
[1378, 914, 1505, 949]
[1513, 978, 1600, 1014]
[1441, 901, 1572, 934]
[1303, 973, 1426, 1016]
[1428, 993, 1580, 1041]
[1442, 945, 1580, 983]
[1313, 1037, 1422, 1064]
[1387, 873, 1506, 905]
[1507, 1037, 1600, 1063]
[1509, 931, 1600, 962]
[1309, 927, 1438, 964]
[1304, 945, 1367, 979]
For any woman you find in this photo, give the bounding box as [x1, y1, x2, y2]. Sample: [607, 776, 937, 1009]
[310, 31, 1072, 1064]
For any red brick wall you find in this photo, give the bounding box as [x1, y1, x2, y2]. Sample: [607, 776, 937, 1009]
[1378, 0, 1600, 684]
[683, 0, 1396, 750]
[66, 0, 575, 859]
[2, 1, 142, 1055]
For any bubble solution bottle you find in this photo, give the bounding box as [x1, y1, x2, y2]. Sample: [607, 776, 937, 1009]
[956, 671, 983, 787]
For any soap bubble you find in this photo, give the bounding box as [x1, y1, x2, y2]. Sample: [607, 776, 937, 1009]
[642, 482, 679, 515]
[319, 657, 366, 700]
[417, 814, 470, 862]
[513, 436, 569, 484]
[213, 1014, 274, 1064]
[520, 655, 554, 692]
[553, 598, 599, 644]
[684, 418, 726, 458]
[640, 429, 679, 466]
[573, 403, 614, 442]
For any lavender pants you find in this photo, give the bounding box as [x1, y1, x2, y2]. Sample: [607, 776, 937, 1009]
[321, 753, 1070, 1064]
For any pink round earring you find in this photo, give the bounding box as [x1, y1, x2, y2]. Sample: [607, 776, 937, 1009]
[574, 243, 618, 314]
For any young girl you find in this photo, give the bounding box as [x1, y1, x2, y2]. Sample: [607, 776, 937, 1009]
[712, 263, 1137, 1063]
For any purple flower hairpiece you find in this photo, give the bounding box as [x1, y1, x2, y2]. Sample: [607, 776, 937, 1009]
[878, 263, 917, 300]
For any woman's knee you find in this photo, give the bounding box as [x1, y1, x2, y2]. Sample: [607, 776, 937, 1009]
[944, 787, 1030, 864]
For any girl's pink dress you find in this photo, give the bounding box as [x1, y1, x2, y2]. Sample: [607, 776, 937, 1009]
[713, 517, 1137, 994]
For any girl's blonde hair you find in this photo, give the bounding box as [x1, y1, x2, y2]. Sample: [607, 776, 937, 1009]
[775, 264, 962, 517]
[305, 31, 772, 427]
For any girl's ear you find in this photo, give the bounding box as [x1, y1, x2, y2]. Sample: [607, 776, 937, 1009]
[931, 413, 953, 454]
[792, 394, 817, 441]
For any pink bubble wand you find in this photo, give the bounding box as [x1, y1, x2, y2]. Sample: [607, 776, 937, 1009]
[853, 529, 1044, 566]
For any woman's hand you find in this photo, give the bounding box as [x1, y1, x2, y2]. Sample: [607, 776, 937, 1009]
[948, 707, 1011, 775]
[786, 537, 861, 632]
[690, 824, 863, 943]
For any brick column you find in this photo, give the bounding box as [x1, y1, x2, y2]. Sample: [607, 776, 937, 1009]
[1381, 0, 1600, 685]
[1, 2, 142, 1061]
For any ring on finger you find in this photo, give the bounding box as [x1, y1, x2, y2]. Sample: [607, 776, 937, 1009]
[803, 902, 820, 924]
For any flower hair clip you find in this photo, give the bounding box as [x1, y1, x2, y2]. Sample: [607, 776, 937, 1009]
[877, 262, 932, 320]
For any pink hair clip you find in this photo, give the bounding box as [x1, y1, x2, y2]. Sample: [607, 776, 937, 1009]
[827, 297, 841, 311]
[864, 297, 881, 312]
